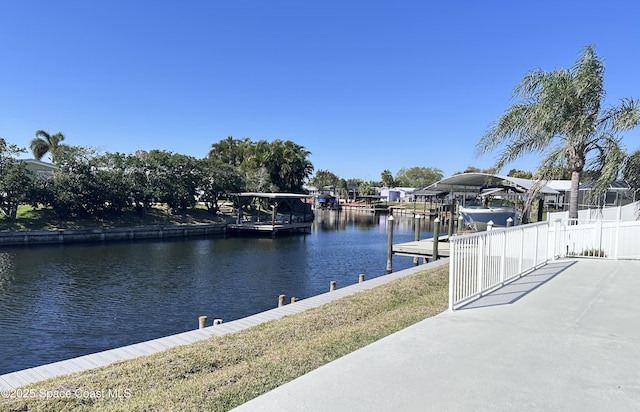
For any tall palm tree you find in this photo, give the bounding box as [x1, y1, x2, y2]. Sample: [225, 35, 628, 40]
[30, 130, 65, 163]
[476, 45, 639, 220]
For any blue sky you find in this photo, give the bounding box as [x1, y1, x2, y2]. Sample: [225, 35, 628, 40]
[2, 1, 639, 181]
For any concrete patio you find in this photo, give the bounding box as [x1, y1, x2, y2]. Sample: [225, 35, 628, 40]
[232, 258, 640, 411]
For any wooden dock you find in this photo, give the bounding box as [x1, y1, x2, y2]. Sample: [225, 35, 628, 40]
[392, 237, 450, 259]
[227, 221, 312, 234]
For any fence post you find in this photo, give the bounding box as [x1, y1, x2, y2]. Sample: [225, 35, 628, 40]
[533, 223, 540, 267]
[594, 221, 603, 257]
[554, 219, 562, 259]
[500, 230, 507, 284]
[518, 227, 524, 273]
[613, 220, 620, 259]
[477, 235, 484, 296]
[448, 239, 456, 311]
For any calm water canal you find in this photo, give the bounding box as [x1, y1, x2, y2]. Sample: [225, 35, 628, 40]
[0, 210, 438, 374]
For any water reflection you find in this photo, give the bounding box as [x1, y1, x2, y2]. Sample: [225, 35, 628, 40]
[0, 211, 435, 374]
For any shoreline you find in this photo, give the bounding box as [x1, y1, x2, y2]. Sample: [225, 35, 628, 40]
[0, 223, 227, 246]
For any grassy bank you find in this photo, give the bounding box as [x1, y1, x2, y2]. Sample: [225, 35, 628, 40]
[0, 205, 224, 232]
[2, 264, 449, 412]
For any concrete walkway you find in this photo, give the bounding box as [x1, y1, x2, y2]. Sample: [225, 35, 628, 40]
[0, 259, 449, 391]
[232, 259, 640, 411]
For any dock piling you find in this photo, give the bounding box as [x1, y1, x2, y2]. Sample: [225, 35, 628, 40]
[413, 215, 421, 266]
[198, 316, 208, 329]
[433, 218, 440, 261]
[213, 318, 223, 325]
[278, 294, 286, 307]
[330, 281, 337, 291]
[359, 274, 365, 283]
[386, 215, 394, 273]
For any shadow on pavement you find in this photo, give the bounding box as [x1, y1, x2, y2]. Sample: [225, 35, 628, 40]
[458, 260, 578, 310]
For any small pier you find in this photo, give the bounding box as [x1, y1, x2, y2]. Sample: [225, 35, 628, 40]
[228, 192, 314, 235]
[392, 237, 450, 259]
[227, 221, 312, 234]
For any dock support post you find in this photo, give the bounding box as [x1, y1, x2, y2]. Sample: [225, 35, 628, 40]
[291, 297, 299, 304]
[359, 274, 365, 283]
[198, 316, 208, 329]
[433, 218, 440, 261]
[448, 199, 455, 236]
[213, 318, 223, 325]
[386, 215, 394, 273]
[278, 294, 286, 307]
[413, 215, 421, 266]
[330, 281, 337, 291]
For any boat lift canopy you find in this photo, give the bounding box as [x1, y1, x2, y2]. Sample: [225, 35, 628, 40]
[425, 173, 560, 196]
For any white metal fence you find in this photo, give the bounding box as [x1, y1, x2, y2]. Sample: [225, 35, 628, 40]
[547, 201, 640, 224]
[448, 222, 550, 310]
[448, 218, 640, 310]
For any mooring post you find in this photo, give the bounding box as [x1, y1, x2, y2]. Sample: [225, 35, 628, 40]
[413, 214, 421, 266]
[213, 318, 223, 325]
[278, 294, 286, 307]
[290, 297, 298, 304]
[330, 281, 337, 291]
[448, 199, 455, 236]
[506, 217, 513, 227]
[359, 274, 365, 283]
[198, 315, 208, 329]
[457, 213, 464, 234]
[433, 217, 440, 261]
[386, 215, 394, 273]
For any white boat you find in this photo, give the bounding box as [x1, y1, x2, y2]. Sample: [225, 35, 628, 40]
[459, 194, 521, 231]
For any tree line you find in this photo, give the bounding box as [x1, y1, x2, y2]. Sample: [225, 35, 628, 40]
[0, 136, 313, 220]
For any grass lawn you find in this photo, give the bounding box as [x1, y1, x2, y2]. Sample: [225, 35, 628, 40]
[0, 205, 225, 232]
[2, 264, 449, 412]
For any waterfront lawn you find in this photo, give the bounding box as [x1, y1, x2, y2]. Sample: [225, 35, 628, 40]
[3, 264, 449, 412]
[0, 204, 224, 232]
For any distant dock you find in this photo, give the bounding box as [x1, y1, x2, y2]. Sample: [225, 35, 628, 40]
[228, 192, 314, 235]
[227, 221, 312, 234]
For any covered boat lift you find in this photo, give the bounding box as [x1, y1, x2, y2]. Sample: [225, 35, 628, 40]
[424, 173, 561, 226]
[228, 192, 314, 234]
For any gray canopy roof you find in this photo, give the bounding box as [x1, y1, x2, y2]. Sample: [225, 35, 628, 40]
[424, 173, 560, 195]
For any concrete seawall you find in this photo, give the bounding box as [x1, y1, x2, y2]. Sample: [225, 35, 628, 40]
[0, 224, 227, 246]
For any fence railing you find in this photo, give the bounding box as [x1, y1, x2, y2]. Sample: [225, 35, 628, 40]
[547, 201, 640, 224]
[448, 222, 550, 310]
[550, 220, 640, 259]
[449, 218, 640, 310]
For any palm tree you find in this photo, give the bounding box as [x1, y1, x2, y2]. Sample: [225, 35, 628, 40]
[476, 45, 639, 220]
[30, 130, 65, 163]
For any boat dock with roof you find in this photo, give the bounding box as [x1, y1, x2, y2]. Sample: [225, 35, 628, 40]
[227, 192, 314, 234]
